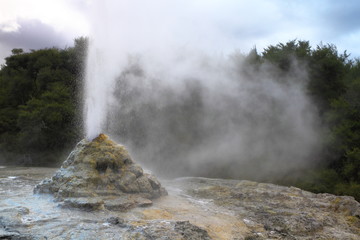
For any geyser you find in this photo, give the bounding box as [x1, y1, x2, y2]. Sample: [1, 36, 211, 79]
[82, 0, 242, 140]
[83, 0, 322, 180]
[34, 133, 167, 211]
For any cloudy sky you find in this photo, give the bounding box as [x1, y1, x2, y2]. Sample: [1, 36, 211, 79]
[1, 0, 360, 65]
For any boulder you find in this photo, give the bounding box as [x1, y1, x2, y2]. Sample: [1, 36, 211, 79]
[34, 134, 167, 211]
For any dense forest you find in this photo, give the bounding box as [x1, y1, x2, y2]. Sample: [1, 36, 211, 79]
[0, 37, 87, 165]
[0, 39, 359, 200]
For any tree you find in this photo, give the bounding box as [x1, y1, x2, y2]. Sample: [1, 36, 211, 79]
[0, 38, 87, 165]
[262, 39, 311, 72]
[326, 68, 360, 180]
[17, 82, 76, 151]
[308, 44, 350, 111]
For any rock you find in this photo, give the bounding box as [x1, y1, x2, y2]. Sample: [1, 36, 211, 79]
[174, 177, 360, 239]
[136, 197, 153, 207]
[0, 207, 40, 240]
[2, 167, 359, 239]
[103, 196, 137, 211]
[174, 221, 212, 240]
[123, 220, 211, 240]
[128, 164, 144, 177]
[61, 197, 105, 211]
[146, 173, 162, 189]
[0, 207, 30, 228]
[34, 134, 167, 211]
[0, 229, 23, 240]
[106, 217, 127, 227]
[102, 195, 153, 211]
[135, 175, 153, 193]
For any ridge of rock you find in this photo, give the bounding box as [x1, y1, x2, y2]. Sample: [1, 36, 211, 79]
[34, 134, 167, 211]
[0, 168, 359, 239]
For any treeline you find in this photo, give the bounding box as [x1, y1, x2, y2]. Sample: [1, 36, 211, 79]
[0, 39, 359, 200]
[0, 37, 87, 165]
[259, 41, 360, 200]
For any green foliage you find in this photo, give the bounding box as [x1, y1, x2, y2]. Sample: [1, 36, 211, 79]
[324, 63, 360, 184]
[11, 48, 24, 55]
[308, 44, 350, 111]
[282, 168, 360, 201]
[17, 82, 76, 151]
[0, 38, 87, 165]
[295, 169, 342, 193]
[262, 40, 359, 200]
[262, 39, 311, 72]
[334, 182, 360, 201]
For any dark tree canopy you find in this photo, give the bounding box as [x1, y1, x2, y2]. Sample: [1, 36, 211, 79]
[0, 37, 88, 165]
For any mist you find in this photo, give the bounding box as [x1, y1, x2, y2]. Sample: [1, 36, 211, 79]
[85, 0, 322, 180]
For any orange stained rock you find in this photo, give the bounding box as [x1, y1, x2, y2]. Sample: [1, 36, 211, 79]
[93, 133, 108, 142]
[142, 209, 174, 220]
[139, 193, 250, 240]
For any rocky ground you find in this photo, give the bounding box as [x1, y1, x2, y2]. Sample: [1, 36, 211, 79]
[0, 167, 359, 239]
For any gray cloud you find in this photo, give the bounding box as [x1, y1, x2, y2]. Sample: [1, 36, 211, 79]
[0, 18, 72, 64]
[1, 0, 360, 64]
[325, 2, 360, 34]
[277, 0, 360, 54]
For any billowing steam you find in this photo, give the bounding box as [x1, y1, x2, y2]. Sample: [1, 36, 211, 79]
[84, 0, 321, 180]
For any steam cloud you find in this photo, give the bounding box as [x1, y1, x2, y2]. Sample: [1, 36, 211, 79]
[85, 0, 322, 180]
